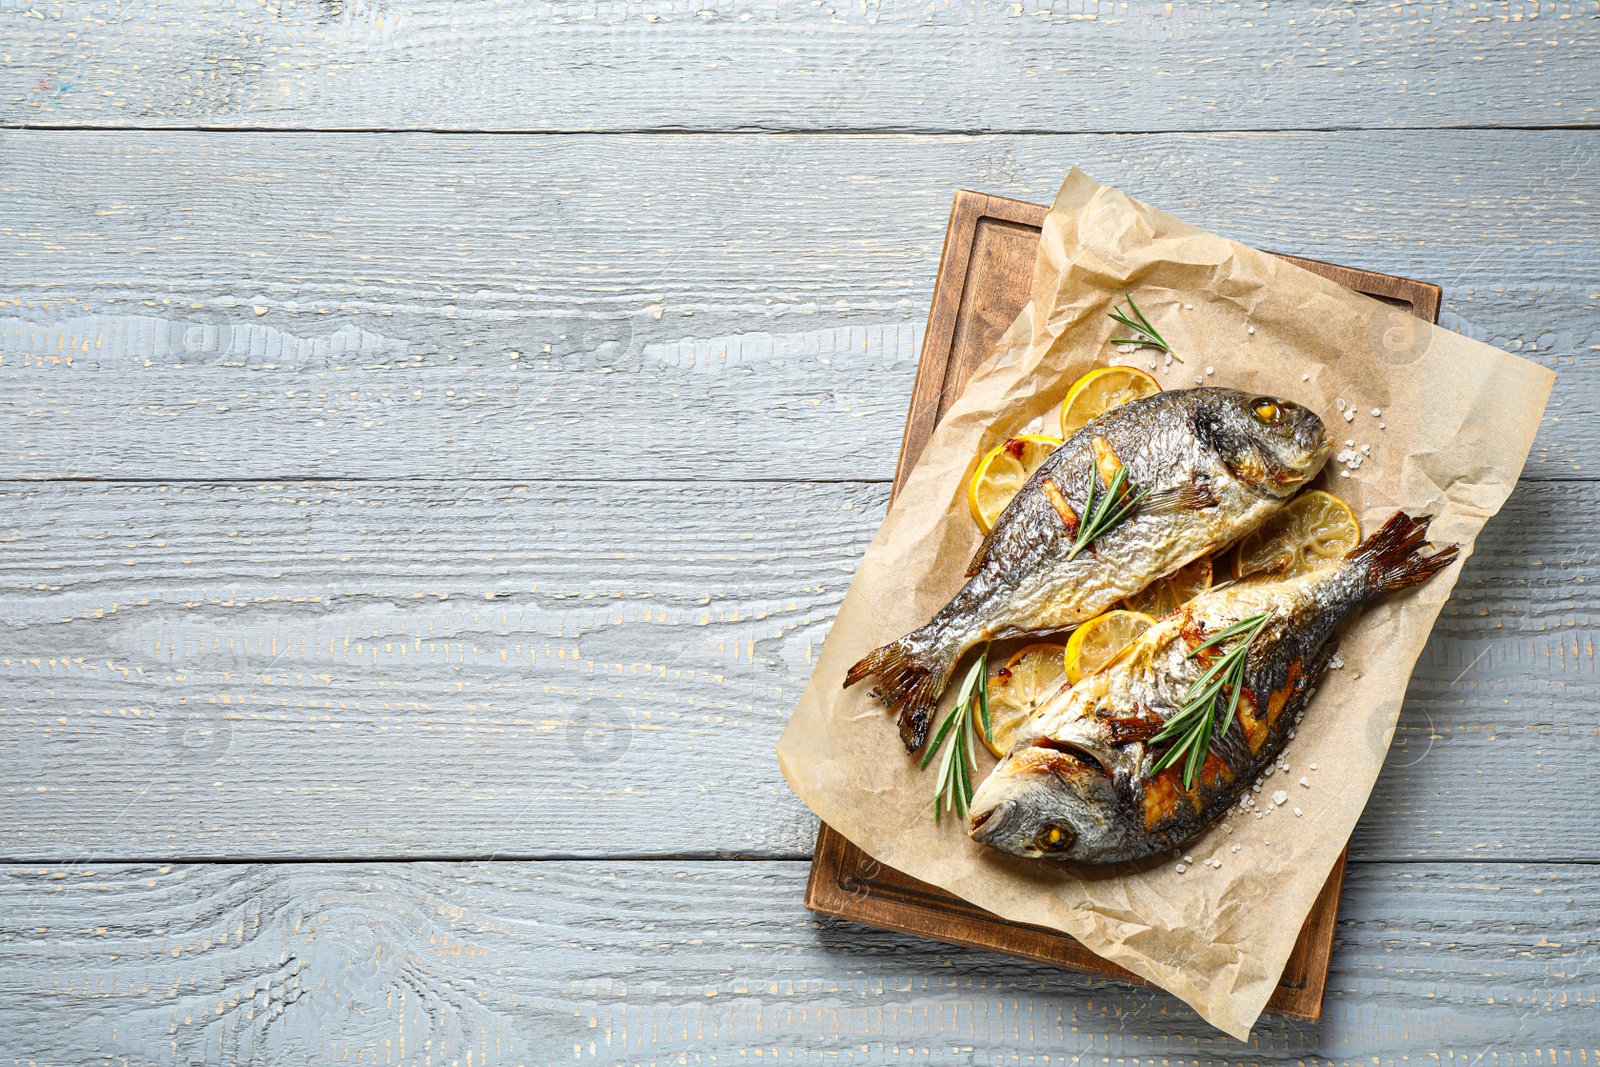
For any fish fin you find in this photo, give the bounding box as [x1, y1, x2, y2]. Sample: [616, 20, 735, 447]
[1139, 480, 1218, 516]
[965, 523, 1003, 578]
[1228, 551, 1295, 586]
[1348, 511, 1461, 595]
[844, 632, 958, 752]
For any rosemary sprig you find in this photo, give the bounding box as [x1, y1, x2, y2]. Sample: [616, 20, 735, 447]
[1146, 613, 1270, 789]
[1108, 292, 1179, 360]
[1065, 464, 1148, 561]
[921, 646, 991, 821]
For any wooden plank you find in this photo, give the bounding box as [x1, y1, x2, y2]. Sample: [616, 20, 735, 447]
[819, 189, 1444, 1023]
[4, 1, 1597, 132]
[1, 478, 1595, 863]
[0, 858, 1594, 1061]
[875, 200, 1430, 1017]
[811, 823, 1346, 1021]
[0, 130, 1589, 483]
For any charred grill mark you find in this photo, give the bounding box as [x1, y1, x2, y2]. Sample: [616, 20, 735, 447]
[1041, 477, 1081, 538]
[1141, 767, 1186, 828]
[1088, 436, 1141, 513]
[1105, 716, 1164, 744]
[1236, 690, 1268, 753]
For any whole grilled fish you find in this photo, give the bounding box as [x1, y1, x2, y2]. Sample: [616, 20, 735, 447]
[967, 510, 1459, 865]
[847, 387, 1333, 751]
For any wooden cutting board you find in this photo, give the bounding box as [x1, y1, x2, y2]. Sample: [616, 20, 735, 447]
[804, 190, 1443, 1024]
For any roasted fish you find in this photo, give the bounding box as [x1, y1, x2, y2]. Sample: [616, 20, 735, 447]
[967, 510, 1459, 865]
[847, 387, 1333, 751]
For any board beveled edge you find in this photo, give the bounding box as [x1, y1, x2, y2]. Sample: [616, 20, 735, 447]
[809, 188, 1443, 1025]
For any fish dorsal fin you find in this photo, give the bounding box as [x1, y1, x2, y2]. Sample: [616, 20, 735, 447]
[1227, 552, 1295, 587]
[1140, 479, 1218, 516]
[964, 521, 1003, 578]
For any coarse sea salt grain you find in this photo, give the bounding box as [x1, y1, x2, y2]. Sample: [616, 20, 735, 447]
[1247, 326, 1255, 334]
[1175, 863, 1186, 873]
[1372, 408, 1382, 417]
[1299, 776, 1311, 788]
[1272, 790, 1289, 806]
[1184, 303, 1194, 309]
[1301, 373, 1309, 381]
[1205, 365, 1214, 375]
[1294, 807, 1303, 817]
[1309, 763, 1317, 770]
[1344, 409, 1356, 422]
[1231, 844, 1241, 853]
[1336, 398, 1346, 411]
[1339, 470, 1350, 477]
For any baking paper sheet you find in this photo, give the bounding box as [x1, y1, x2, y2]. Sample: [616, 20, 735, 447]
[775, 169, 1554, 1039]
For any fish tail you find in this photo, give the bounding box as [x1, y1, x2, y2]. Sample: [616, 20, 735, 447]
[844, 629, 960, 753]
[1347, 511, 1460, 596]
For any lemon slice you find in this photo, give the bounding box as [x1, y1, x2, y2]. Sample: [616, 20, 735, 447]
[983, 643, 1067, 757]
[1059, 366, 1162, 438]
[1064, 609, 1157, 685]
[967, 434, 1063, 534]
[1121, 556, 1214, 618]
[1234, 490, 1361, 579]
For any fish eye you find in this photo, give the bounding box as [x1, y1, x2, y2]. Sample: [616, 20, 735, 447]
[1251, 398, 1282, 423]
[1033, 824, 1075, 854]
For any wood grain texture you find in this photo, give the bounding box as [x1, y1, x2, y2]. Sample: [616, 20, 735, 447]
[0, 130, 1590, 483]
[812, 192, 1429, 1022]
[0, 859, 1595, 1064]
[2, 478, 1594, 863]
[4, 0, 1597, 133]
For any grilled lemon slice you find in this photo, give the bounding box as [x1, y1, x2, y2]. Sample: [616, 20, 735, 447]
[1064, 609, 1156, 685]
[1121, 556, 1214, 618]
[983, 643, 1067, 758]
[967, 434, 1063, 533]
[1233, 489, 1360, 579]
[1059, 366, 1161, 438]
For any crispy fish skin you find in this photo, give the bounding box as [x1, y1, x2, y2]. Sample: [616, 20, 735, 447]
[846, 387, 1333, 751]
[967, 510, 1460, 865]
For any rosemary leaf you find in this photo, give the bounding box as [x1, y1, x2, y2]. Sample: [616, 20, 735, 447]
[1108, 292, 1179, 361]
[1147, 613, 1270, 789]
[1065, 465, 1149, 562]
[925, 646, 992, 820]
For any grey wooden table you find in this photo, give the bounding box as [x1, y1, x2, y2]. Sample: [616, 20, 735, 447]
[1, 2, 1597, 1063]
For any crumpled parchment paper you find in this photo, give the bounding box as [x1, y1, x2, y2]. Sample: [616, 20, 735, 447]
[776, 169, 1555, 1039]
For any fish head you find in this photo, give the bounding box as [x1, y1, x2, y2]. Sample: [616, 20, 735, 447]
[967, 741, 1139, 864]
[1193, 389, 1332, 496]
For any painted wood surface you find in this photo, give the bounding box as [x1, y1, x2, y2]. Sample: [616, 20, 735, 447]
[4, 1, 1597, 133]
[0, 129, 1590, 483]
[2, 1, 1597, 1058]
[1, 859, 1595, 1064]
[3, 477, 1593, 863]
